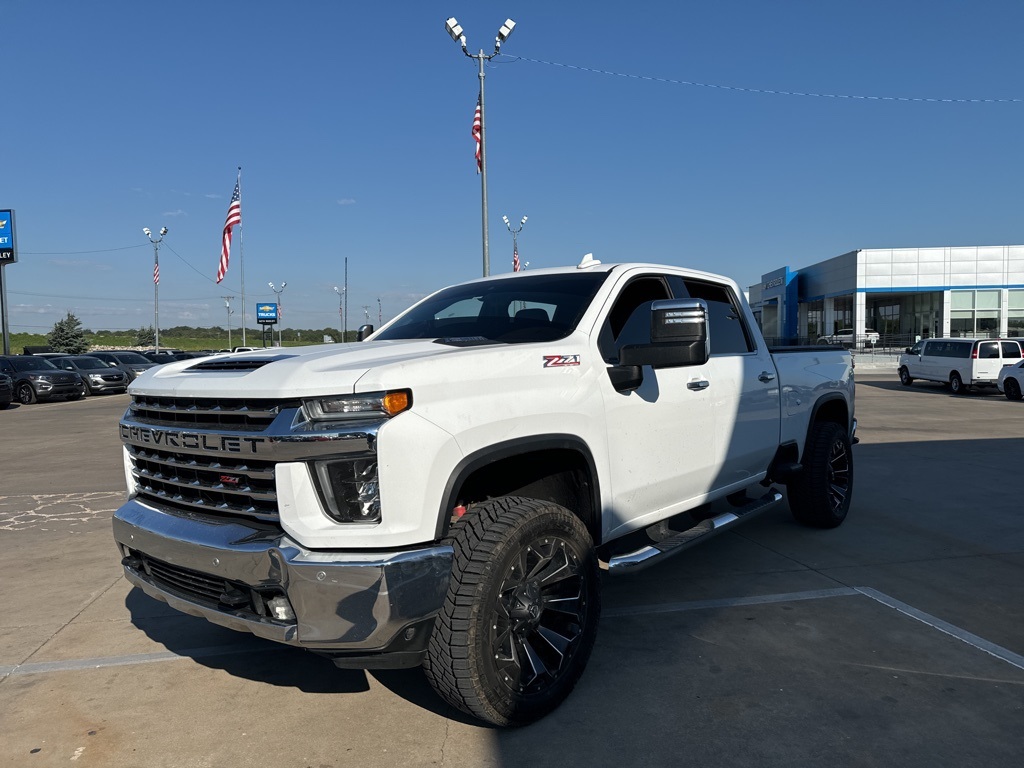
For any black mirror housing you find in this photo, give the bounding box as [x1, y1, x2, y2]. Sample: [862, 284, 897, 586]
[357, 324, 375, 341]
[618, 299, 709, 369]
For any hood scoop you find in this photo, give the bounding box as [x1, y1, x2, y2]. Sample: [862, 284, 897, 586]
[187, 354, 297, 372]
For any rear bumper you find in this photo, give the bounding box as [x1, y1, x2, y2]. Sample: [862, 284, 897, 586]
[113, 498, 453, 662]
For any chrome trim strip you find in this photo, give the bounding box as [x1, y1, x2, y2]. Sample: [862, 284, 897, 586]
[131, 468, 277, 501]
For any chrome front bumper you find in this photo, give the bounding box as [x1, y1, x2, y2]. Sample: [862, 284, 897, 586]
[113, 498, 453, 654]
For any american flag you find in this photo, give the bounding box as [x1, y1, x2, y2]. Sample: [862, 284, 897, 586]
[513, 243, 521, 272]
[472, 96, 482, 173]
[153, 262, 159, 285]
[216, 179, 242, 284]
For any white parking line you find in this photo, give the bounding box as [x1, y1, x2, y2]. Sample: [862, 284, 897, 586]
[855, 586, 1024, 672]
[2, 586, 1021, 678]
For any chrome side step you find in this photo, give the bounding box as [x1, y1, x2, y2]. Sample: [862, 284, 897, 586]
[603, 490, 784, 574]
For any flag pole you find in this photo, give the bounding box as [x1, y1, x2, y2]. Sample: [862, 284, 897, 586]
[237, 166, 245, 346]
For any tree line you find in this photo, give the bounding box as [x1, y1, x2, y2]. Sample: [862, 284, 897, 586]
[15, 312, 352, 353]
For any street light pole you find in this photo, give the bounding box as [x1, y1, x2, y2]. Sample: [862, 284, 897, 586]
[333, 285, 345, 342]
[221, 295, 234, 349]
[268, 281, 286, 347]
[445, 16, 517, 278]
[502, 214, 527, 272]
[143, 227, 168, 352]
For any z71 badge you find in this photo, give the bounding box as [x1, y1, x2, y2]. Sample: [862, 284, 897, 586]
[543, 354, 581, 368]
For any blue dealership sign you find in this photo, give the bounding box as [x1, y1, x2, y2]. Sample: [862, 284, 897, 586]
[0, 209, 15, 263]
[256, 302, 278, 324]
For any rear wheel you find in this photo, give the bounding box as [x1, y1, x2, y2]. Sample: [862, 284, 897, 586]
[950, 372, 968, 395]
[787, 421, 853, 529]
[898, 367, 914, 386]
[1005, 378, 1023, 401]
[423, 496, 600, 726]
[17, 383, 36, 405]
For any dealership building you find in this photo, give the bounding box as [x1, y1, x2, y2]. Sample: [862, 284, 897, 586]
[747, 245, 1024, 343]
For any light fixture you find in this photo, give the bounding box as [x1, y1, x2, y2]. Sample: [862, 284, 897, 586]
[495, 18, 515, 50]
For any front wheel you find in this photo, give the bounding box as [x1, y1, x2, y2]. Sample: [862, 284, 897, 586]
[423, 496, 600, 726]
[1005, 378, 1023, 401]
[898, 367, 914, 386]
[17, 382, 36, 405]
[787, 421, 853, 529]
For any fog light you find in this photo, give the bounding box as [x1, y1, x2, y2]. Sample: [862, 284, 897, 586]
[267, 596, 295, 621]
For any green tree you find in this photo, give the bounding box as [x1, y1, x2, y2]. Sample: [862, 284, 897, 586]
[134, 326, 156, 347]
[47, 311, 89, 354]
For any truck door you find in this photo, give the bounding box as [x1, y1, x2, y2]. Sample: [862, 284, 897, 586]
[675, 276, 780, 489]
[596, 275, 719, 536]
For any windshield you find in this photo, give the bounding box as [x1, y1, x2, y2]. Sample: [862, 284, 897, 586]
[12, 357, 58, 371]
[113, 352, 152, 364]
[374, 272, 609, 343]
[70, 357, 110, 370]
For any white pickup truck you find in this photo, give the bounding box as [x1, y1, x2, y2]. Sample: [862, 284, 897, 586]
[112, 259, 856, 726]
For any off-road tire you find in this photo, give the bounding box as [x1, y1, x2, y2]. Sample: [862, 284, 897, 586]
[787, 421, 853, 529]
[1005, 378, 1023, 401]
[898, 367, 913, 386]
[17, 383, 36, 405]
[423, 496, 600, 726]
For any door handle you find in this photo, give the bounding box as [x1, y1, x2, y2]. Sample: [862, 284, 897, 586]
[758, 371, 776, 383]
[687, 379, 710, 391]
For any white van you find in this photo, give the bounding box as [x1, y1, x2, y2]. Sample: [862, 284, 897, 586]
[898, 338, 1023, 394]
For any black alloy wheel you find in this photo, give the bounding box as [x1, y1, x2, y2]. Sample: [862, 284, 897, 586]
[1005, 378, 1023, 401]
[424, 496, 600, 726]
[787, 421, 853, 529]
[17, 382, 36, 405]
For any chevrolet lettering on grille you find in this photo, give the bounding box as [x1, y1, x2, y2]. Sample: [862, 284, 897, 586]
[120, 424, 267, 454]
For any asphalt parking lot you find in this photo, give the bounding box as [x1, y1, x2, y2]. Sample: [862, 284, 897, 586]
[1, 375, 1022, 768]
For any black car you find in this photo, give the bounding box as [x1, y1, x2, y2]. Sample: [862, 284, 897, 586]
[0, 355, 85, 404]
[50, 355, 130, 396]
[87, 350, 159, 380]
[0, 371, 13, 408]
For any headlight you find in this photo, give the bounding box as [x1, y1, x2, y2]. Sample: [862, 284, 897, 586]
[89, 374, 105, 382]
[313, 457, 381, 523]
[27, 374, 51, 382]
[304, 390, 411, 421]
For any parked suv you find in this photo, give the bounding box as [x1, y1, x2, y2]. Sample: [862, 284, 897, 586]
[0, 371, 13, 408]
[50, 355, 130, 395]
[817, 328, 880, 348]
[0, 355, 85, 404]
[898, 338, 1023, 394]
[87, 351, 159, 380]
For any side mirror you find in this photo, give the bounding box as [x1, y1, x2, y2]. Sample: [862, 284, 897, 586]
[357, 324, 374, 341]
[905, 347, 912, 354]
[610, 299, 709, 392]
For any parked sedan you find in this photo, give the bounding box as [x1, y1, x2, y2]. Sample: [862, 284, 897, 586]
[0, 355, 84, 404]
[50, 355, 130, 395]
[0, 371, 13, 408]
[997, 359, 1024, 401]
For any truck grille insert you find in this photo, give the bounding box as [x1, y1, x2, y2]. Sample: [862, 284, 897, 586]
[129, 394, 298, 431]
[128, 444, 279, 522]
[129, 551, 287, 622]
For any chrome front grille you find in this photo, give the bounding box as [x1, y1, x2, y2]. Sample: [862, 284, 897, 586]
[128, 444, 278, 521]
[129, 394, 297, 431]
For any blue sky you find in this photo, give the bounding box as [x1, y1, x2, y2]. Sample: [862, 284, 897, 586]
[4, 1, 1024, 337]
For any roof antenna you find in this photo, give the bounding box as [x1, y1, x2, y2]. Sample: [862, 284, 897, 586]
[577, 253, 601, 269]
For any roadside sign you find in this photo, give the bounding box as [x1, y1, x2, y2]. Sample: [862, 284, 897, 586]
[256, 303, 278, 325]
[0, 210, 15, 263]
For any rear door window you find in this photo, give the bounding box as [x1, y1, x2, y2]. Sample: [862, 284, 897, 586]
[978, 341, 1000, 359]
[1000, 341, 1021, 359]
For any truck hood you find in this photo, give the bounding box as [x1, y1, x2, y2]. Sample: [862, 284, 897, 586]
[128, 339, 507, 399]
